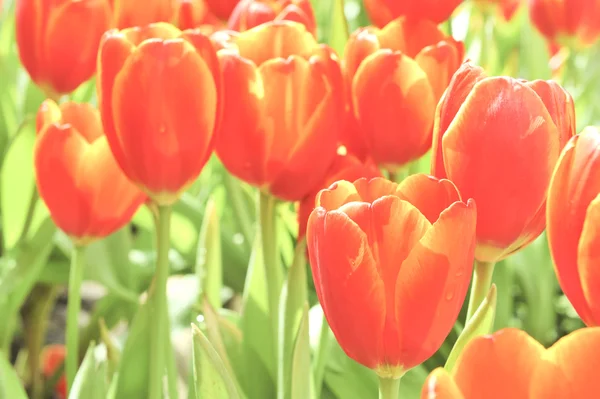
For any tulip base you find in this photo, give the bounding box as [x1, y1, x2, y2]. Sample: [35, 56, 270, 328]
[66, 244, 86, 390]
[378, 376, 402, 399]
[465, 260, 496, 322]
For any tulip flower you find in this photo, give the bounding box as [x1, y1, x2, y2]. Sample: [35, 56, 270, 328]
[307, 175, 476, 385]
[344, 17, 464, 170]
[205, 0, 239, 19]
[97, 22, 222, 206]
[297, 148, 381, 239]
[228, 0, 317, 35]
[109, 0, 176, 29]
[214, 21, 344, 201]
[529, 0, 600, 48]
[40, 345, 67, 399]
[363, 0, 462, 27]
[547, 127, 600, 326]
[15, 0, 111, 97]
[422, 327, 600, 399]
[35, 100, 145, 244]
[174, 0, 222, 31]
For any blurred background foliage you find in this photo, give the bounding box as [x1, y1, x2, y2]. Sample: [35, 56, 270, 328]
[0, 0, 596, 397]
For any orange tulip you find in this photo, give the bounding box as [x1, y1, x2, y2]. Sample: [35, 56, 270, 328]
[108, 0, 176, 29]
[306, 175, 476, 376]
[547, 127, 600, 326]
[97, 23, 222, 205]
[40, 345, 67, 399]
[431, 61, 575, 263]
[34, 100, 145, 245]
[213, 21, 344, 201]
[174, 0, 222, 31]
[15, 0, 111, 97]
[297, 149, 381, 239]
[205, 0, 239, 19]
[363, 0, 462, 27]
[421, 327, 600, 399]
[344, 17, 464, 169]
[228, 0, 316, 36]
[529, 0, 600, 48]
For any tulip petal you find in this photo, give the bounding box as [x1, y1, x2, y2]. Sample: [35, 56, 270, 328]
[353, 50, 436, 167]
[395, 174, 461, 224]
[316, 180, 362, 211]
[376, 18, 445, 59]
[307, 206, 385, 368]
[36, 100, 63, 133]
[415, 41, 462, 100]
[421, 368, 465, 399]
[394, 200, 476, 369]
[578, 194, 600, 321]
[441, 77, 560, 261]
[530, 327, 600, 399]
[58, 102, 104, 143]
[453, 328, 544, 399]
[344, 28, 381, 81]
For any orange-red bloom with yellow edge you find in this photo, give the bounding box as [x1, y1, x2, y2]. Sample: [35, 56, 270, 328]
[344, 17, 464, 169]
[213, 21, 344, 201]
[228, 0, 316, 35]
[108, 0, 176, 29]
[41, 345, 67, 399]
[307, 175, 477, 376]
[363, 0, 462, 26]
[174, 0, 222, 31]
[35, 100, 146, 245]
[205, 0, 239, 19]
[431, 61, 575, 263]
[15, 0, 111, 97]
[547, 127, 600, 326]
[97, 22, 222, 206]
[529, 0, 600, 48]
[421, 327, 600, 399]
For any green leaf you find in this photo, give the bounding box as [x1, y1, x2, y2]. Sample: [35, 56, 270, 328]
[328, 0, 350, 56]
[324, 339, 377, 399]
[445, 284, 497, 372]
[68, 343, 108, 399]
[197, 198, 222, 308]
[277, 240, 308, 399]
[290, 304, 313, 399]
[192, 324, 241, 399]
[0, 350, 28, 399]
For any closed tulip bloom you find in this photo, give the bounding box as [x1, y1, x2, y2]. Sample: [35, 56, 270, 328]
[15, 0, 111, 97]
[297, 149, 381, 239]
[109, 0, 175, 29]
[205, 0, 239, 19]
[307, 175, 477, 376]
[431, 61, 575, 263]
[344, 17, 464, 169]
[529, 0, 600, 48]
[97, 23, 222, 205]
[547, 127, 600, 326]
[363, 0, 462, 27]
[40, 345, 68, 399]
[228, 0, 316, 35]
[35, 100, 146, 245]
[214, 21, 344, 201]
[174, 0, 221, 31]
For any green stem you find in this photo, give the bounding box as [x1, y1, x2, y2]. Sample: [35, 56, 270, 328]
[66, 245, 86, 390]
[378, 376, 401, 399]
[258, 192, 283, 348]
[223, 173, 254, 253]
[149, 205, 176, 399]
[313, 312, 332, 398]
[465, 260, 496, 322]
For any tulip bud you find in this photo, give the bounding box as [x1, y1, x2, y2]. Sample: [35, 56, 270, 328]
[35, 100, 146, 245]
[431, 61, 575, 263]
[307, 175, 476, 376]
[109, 0, 176, 29]
[363, 0, 462, 27]
[97, 22, 222, 206]
[205, 0, 239, 19]
[228, 0, 317, 36]
[15, 0, 111, 97]
[40, 345, 68, 399]
[174, 0, 222, 31]
[213, 21, 344, 201]
[343, 17, 464, 170]
[547, 127, 600, 326]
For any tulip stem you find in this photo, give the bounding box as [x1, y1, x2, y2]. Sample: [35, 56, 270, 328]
[258, 192, 283, 351]
[313, 311, 332, 398]
[465, 260, 496, 322]
[66, 244, 86, 391]
[378, 376, 401, 399]
[149, 205, 177, 399]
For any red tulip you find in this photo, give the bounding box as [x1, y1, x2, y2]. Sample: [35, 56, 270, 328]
[108, 0, 176, 29]
[547, 127, 600, 326]
[431, 61, 575, 263]
[205, 0, 239, 19]
[213, 21, 344, 201]
[363, 0, 462, 27]
[174, 0, 222, 31]
[97, 23, 222, 206]
[307, 175, 476, 375]
[15, 0, 112, 97]
[35, 100, 145, 245]
[228, 0, 316, 35]
[344, 17, 464, 169]
[40, 345, 68, 399]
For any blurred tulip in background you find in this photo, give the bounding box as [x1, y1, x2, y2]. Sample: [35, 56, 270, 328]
[362, 0, 462, 26]
[228, 0, 317, 35]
